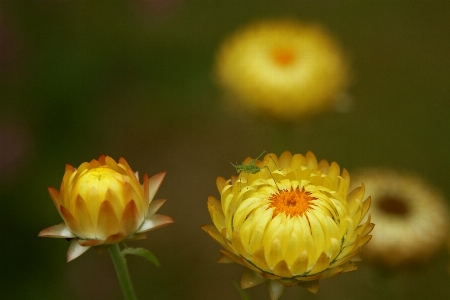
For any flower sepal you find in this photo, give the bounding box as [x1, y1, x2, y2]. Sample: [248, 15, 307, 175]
[240, 269, 320, 300]
[38, 222, 75, 239]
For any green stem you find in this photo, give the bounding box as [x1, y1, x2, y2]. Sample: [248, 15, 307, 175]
[109, 244, 138, 300]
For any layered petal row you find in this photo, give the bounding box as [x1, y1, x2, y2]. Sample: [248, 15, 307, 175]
[39, 155, 173, 261]
[202, 151, 373, 299]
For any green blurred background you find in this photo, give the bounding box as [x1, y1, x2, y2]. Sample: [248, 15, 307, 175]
[1, 1, 449, 299]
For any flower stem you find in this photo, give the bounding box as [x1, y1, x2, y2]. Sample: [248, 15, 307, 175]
[109, 244, 138, 300]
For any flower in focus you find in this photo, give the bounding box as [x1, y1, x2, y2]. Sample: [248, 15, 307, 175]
[39, 155, 173, 261]
[215, 19, 350, 121]
[202, 151, 373, 299]
[350, 169, 450, 268]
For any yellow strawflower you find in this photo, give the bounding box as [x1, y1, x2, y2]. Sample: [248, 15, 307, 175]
[351, 169, 450, 268]
[215, 19, 350, 121]
[202, 151, 373, 300]
[39, 155, 173, 261]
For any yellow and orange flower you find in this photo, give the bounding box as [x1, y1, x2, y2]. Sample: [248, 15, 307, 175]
[215, 19, 350, 121]
[39, 155, 173, 261]
[202, 151, 373, 300]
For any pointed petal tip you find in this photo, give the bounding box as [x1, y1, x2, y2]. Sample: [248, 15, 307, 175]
[38, 223, 75, 238]
[200, 224, 210, 231]
[297, 280, 320, 294]
[147, 172, 167, 201]
[151, 172, 167, 181]
[147, 199, 167, 216]
[137, 214, 174, 233]
[66, 240, 91, 262]
[217, 251, 234, 264]
[267, 280, 286, 300]
[47, 186, 59, 193]
[241, 269, 267, 289]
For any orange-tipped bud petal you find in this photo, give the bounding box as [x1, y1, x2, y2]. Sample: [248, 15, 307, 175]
[40, 155, 173, 261]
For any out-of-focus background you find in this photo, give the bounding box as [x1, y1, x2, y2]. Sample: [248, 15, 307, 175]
[1, 1, 449, 299]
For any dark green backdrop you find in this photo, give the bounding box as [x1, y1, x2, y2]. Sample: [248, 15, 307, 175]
[0, 1, 449, 299]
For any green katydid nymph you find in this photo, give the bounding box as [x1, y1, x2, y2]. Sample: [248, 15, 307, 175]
[222, 151, 280, 191]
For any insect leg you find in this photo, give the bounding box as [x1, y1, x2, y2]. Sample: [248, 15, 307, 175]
[261, 165, 281, 191]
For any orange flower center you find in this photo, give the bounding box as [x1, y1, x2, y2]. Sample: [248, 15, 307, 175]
[269, 187, 316, 217]
[272, 46, 296, 66]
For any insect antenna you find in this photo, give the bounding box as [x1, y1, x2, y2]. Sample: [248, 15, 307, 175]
[220, 151, 282, 192]
[261, 152, 282, 192]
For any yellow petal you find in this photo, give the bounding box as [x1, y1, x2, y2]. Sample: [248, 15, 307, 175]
[265, 237, 283, 270]
[60, 205, 83, 237]
[97, 200, 121, 241]
[104, 156, 125, 174]
[123, 181, 143, 213]
[73, 195, 95, 236]
[207, 197, 226, 232]
[305, 151, 318, 170]
[306, 211, 325, 261]
[359, 196, 372, 221]
[273, 260, 292, 278]
[232, 230, 250, 260]
[96, 155, 106, 165]
[355, 215, 374, 237]
[121, 200, 140, 235]
[328, 162, 342, 190]
[143, 173, 150, 210]
[284, 225, 300, 266]
[317, 159, 330, 174]
[290, 153, 306, 171]
[251, 247, 270, 272]
[216, 176, 228, 193]
[118, 157, 132, 170]
[290, 249, 309, 275]
[347, 184, 365, 216]
[200, 224, 233, 252]
[278, 151, 293, 169]
[337, 168, 350, 196]
[248, 209, 273, 254]
[48, 187, 61, 209]
[309, 252, 330, 274]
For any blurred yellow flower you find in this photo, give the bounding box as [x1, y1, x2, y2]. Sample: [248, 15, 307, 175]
[215, 19, 350, 121]
[39, 155, 173, 261]
[351, 169, 450, 268]
[202, 151, 373, 299]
